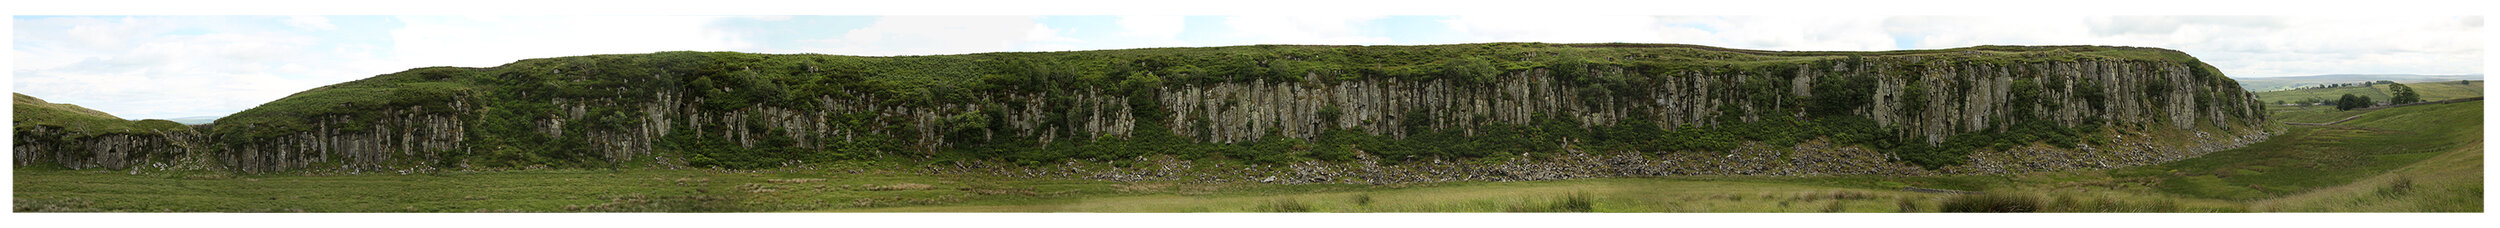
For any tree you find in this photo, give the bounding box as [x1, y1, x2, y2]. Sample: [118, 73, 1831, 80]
[2387, 83, 2422, 104]
[2336, 94, 2374, 111]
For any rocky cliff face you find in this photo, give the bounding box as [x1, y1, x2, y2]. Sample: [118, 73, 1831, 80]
[20, 44, 2271, 176]
[12, 126, 202, 170]
[12, 93, 211, 170]
[1157, 57, 2262, 145]
[217, 104, 469, 173]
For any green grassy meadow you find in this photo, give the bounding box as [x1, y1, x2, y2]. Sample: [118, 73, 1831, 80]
[15, 102, 2482, 212]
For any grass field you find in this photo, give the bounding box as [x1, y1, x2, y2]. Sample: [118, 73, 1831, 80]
[15, 102, 2482, 212]
[2253, 80, 2480, 105]
[2267, 105, 2371, 124]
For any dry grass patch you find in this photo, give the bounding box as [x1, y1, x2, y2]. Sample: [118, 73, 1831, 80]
[865, 183, 934, 191]
[766, 178, 826, 184]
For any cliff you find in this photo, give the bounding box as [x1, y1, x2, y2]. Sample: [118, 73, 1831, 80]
[15, 43, 2271, 175]
[12, 93, 209, 170]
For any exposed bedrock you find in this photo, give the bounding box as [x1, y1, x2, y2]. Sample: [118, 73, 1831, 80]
[59, 50, 2268, 175]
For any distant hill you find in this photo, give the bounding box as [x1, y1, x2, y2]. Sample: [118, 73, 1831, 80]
[2235, 74, 2483, 92]
[14, 93, 124, 120]
[12, 92, 190, 134]
[2254, 80, 2483, 105]
[164, 116, 223, 125]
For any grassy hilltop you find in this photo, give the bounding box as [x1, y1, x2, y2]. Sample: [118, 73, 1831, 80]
[12, 93, 189, 136]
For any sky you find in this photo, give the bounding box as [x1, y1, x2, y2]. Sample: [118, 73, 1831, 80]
[8, 15, 2488, 120]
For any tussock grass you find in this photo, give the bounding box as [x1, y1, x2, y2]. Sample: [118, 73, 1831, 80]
[2253, 138, 2482, 212]
[1500, 192, 1593, 212]
[1256, 198, 1314, 212]
[1940, 192, 2042, 212]
[1895, 197, 1923, 212]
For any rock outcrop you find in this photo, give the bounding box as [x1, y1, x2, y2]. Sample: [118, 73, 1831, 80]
[16, 44, 2271, 176]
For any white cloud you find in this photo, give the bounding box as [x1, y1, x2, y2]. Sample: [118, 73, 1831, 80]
[807, 16, 1046, 56]
[1025, 23, 1079, 43]
[1117, 15, 1184, 40]
[284, 16, 335, 30]
[2064, 16, 2482, 77]
[16, 16, 760, 119]
[1651, 16, 1897, 51]
[1443, 15, 1663, 44]
[1883, 16, 2095, 49]
[2087, 16, 2286, 36]
[13, 16, 362, 119]
[1219, 16, 1393, 45]
[388, 16, 742, 67]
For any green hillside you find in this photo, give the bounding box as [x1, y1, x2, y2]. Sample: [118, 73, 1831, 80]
[12, 93, 188, 135]
[14, 93, 122, 119]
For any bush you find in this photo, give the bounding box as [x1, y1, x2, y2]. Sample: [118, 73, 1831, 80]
[2387, 83, 2421, 104]
[1940, 192, 2042, 212]
[2337, 94, 2373, 110]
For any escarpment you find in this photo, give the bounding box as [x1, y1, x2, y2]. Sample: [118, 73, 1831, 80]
[15, 43, 2270, 177]
[12, 93, 210, 170]
[1156, 57, 2266, 146]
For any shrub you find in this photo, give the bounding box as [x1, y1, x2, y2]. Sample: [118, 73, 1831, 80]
[2337, 94, 2373, 110]
[1940, 192, 2042, 212]
[2387, 83, 2421, 104]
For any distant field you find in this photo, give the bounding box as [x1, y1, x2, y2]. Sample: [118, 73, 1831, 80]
[17, 102, 2483, 212]
[2236, 74, 2481, 92]
[2253, 80, 2480, 105]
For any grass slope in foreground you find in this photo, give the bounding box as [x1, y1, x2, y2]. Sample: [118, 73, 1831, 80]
[15, 102, 2478, 212]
